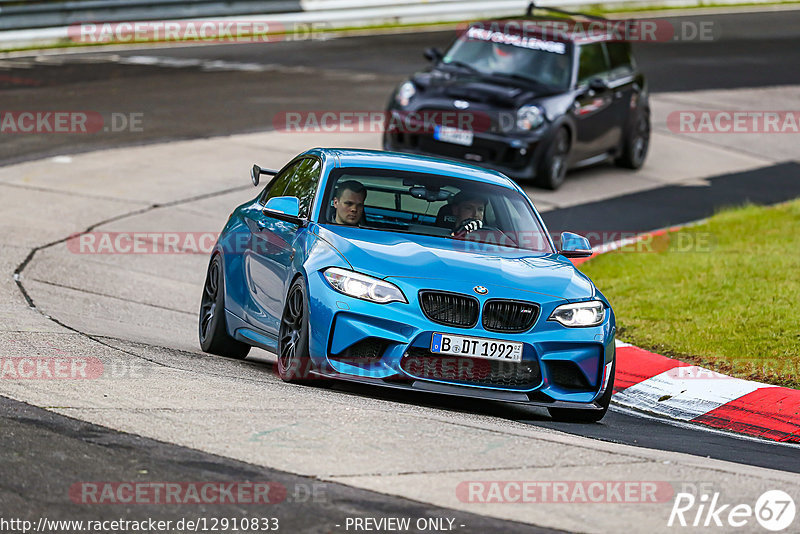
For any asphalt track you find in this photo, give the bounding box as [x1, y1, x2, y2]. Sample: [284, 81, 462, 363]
[1, 395, 552, 533]
[1, 7, 800, 532]
[2, 9, 799, 164]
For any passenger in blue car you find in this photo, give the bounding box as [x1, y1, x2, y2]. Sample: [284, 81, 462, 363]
[450, 191, 487, 237]
[332, 180, 367, 225]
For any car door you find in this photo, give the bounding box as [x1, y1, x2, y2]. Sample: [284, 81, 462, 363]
[605, 41, 639, 142]
[572, 42, 620, 161]
[246, 157, 321, 335]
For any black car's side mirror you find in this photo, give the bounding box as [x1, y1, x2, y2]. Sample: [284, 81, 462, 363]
[424, 47, 443, 62]
[588, 77, 610, 93]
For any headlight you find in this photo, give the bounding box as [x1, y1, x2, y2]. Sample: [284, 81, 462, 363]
[323, 267, 407, 304]
[549, 301, 605, 327]
[395, 81, 417, 107]
[516, 105, 544, 130]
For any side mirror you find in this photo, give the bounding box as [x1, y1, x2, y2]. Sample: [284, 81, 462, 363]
[424, 47, 443, 62]
[588, 77, 610, 93]
[559, 232, 593, 258]
[264, 196, 302, 225]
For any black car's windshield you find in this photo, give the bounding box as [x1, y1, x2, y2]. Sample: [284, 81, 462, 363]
[442, 28, 573, 90]
[321, 168, 553, 253]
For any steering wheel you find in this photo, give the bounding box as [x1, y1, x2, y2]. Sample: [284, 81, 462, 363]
[451, 218, 495, 237]
[452, 219, 519, 248]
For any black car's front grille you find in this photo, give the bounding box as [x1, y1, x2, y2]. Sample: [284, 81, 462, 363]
[401, 348, 541, 389]
[419, 291, 479, 328]
[482, 299, 540, 333]
[418, 136, 498, 163]
[329, 338, 386, 365]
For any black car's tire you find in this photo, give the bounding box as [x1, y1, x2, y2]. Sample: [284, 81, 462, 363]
[535, 127, 570, 190]
[548, 358, 615, 423]
[615, 108, 650, 170]
[277, 278, 317, 384]
[199, 255, 250, 359]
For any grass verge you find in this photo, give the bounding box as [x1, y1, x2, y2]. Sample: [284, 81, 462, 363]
[580, 199, 800, 389]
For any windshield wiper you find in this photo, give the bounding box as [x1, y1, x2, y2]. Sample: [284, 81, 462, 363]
[441, 60, 481, 74]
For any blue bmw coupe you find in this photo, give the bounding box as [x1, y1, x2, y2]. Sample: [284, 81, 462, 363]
[199, 148, 616, 421]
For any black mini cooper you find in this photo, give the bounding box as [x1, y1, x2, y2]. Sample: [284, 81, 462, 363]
[384, 15, 651, 190]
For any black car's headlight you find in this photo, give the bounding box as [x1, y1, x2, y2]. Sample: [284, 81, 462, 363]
[323, 267, 407, 304]
[517, 105, 545, 130]
[395, 81, 417, 107]
[549, 301, 606, 327]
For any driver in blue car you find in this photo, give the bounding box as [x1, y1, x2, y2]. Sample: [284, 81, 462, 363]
[450, 192, 486, 236]
[332, 180, 367, 225]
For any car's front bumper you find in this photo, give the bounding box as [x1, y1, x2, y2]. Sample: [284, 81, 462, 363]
[307, 272, 615, 407]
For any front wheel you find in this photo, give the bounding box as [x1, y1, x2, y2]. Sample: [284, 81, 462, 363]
[536, 127, 570, 190]
[548, 359, 615, 423]
[277, 278, 316, 384]
[199, 255, 250, 359]
[615, 109, 650, 169]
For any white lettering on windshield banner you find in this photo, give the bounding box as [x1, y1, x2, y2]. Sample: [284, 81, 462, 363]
[465, 27, 567, 54]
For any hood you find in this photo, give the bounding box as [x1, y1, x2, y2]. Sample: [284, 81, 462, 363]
[316, 225, 595, 301]
[412, 70, 555, 107]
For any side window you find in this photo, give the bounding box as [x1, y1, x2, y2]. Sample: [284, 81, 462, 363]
[259, 161, 302, 205]
[577, 43, 610, 84]
[282, 158, 321, 219]
[606, 42, 633, 79]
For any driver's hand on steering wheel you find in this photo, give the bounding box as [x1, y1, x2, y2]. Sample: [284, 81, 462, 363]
[451, 218, 483, 237]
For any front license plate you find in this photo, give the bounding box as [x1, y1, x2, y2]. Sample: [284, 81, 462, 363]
[434, 125, 474, 146]
[430, 333, 522, 362]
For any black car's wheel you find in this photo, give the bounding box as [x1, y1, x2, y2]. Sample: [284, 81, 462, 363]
[615, 108, 650, 169]
[536, 127, 570, 190]
[548, 359, 615, 423]
[199, 255, 250, 359]
[277, 278, 316, 384]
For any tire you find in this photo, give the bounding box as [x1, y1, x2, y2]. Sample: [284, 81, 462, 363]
[548, 358, 615, 423]
[615, 108, 650, 170]
[199, 255, 250, 359]
[535, 127, 570, 190]
[277, 278, 318, 384]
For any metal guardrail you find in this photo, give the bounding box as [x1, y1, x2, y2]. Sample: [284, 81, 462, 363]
[0, 0, 302, 31]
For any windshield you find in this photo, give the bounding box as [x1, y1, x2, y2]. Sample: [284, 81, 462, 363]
[321, 168, 553, 253]
[442, 28, 573, 90]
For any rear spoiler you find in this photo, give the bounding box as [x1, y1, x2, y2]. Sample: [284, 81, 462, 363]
[250, 164, 278, 186]
[526, 1, 606, 21]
